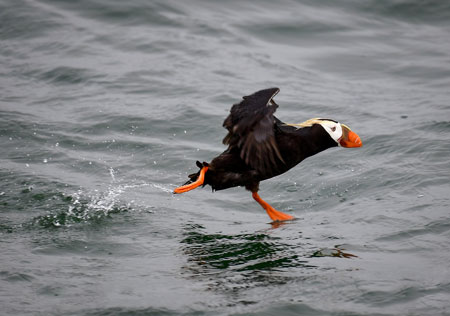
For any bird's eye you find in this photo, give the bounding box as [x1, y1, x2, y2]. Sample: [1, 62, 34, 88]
[331, 126, 336, 132]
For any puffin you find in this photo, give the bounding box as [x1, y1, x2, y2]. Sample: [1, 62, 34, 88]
[173, 88, 362, 222]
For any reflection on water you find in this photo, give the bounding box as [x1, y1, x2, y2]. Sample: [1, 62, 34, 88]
[311, 246, 358, 259]
[180, 223, 315, 297]
[181, 223, 312, 272]
[268, 219, 297, 229]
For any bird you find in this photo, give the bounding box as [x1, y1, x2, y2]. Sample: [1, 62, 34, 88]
[173, 87, 362, 222]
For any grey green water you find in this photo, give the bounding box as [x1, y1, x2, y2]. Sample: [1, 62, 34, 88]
[1, 0, 450, 315]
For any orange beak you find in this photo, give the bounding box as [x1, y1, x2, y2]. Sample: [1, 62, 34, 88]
[339, 126, 362, 148]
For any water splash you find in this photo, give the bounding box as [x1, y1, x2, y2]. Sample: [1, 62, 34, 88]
[33, 183, 155, 228]
[151, 183, 173, 193]
[31, 179, 177, 228]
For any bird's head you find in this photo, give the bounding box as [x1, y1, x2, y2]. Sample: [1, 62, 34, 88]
[316, 119, 362, 148]
[287, 118, 362, 148]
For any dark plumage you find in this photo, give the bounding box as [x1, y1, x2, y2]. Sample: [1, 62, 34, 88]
[174, 88, 362, 222]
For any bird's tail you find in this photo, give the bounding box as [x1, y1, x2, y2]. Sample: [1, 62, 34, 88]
[173, 161, 209, 194]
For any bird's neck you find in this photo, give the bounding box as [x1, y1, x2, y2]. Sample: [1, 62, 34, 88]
[301, 125, 337, 154]
[277, 124, 337, 169]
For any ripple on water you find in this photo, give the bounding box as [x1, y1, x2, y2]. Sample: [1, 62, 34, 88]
[31, 66, 103, 86]
[0, 271, 35, 283]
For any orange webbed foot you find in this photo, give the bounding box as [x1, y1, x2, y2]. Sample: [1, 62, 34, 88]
[252, 192, 295, 222]
[174, 166, 209, 194]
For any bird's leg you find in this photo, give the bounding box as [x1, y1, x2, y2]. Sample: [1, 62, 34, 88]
[252, 191, 294, 222]
[173, 166, 209, 194]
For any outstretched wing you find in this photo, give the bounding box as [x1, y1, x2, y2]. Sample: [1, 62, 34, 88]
[222, 87, 284, 174]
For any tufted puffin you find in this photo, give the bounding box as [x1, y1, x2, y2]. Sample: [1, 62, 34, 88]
[173, 88, 362, 222]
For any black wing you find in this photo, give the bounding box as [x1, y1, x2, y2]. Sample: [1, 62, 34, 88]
[222, 87, 285, 174]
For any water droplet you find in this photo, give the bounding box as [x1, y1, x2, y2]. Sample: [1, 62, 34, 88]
[55, 142, 59, 147]
[109, 168, 116, 181]
[43, 159, 48, 163]
[184, 130, 187, 134]
[26, 164, 30, 167]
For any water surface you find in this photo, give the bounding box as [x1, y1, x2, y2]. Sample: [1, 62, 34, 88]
[1, 0, 450, 315]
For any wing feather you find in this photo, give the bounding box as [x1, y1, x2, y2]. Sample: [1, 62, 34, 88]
[222, 87, 284, 174]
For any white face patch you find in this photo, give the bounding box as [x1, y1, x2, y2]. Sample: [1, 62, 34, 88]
[318, 120, 343, 145]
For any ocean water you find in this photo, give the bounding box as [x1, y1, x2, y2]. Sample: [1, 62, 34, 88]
[1, 0, 450, 315]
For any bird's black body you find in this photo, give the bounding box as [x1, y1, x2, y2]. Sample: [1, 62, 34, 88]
[201, 121, 338, 192]
[185, 88, 338, 192]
